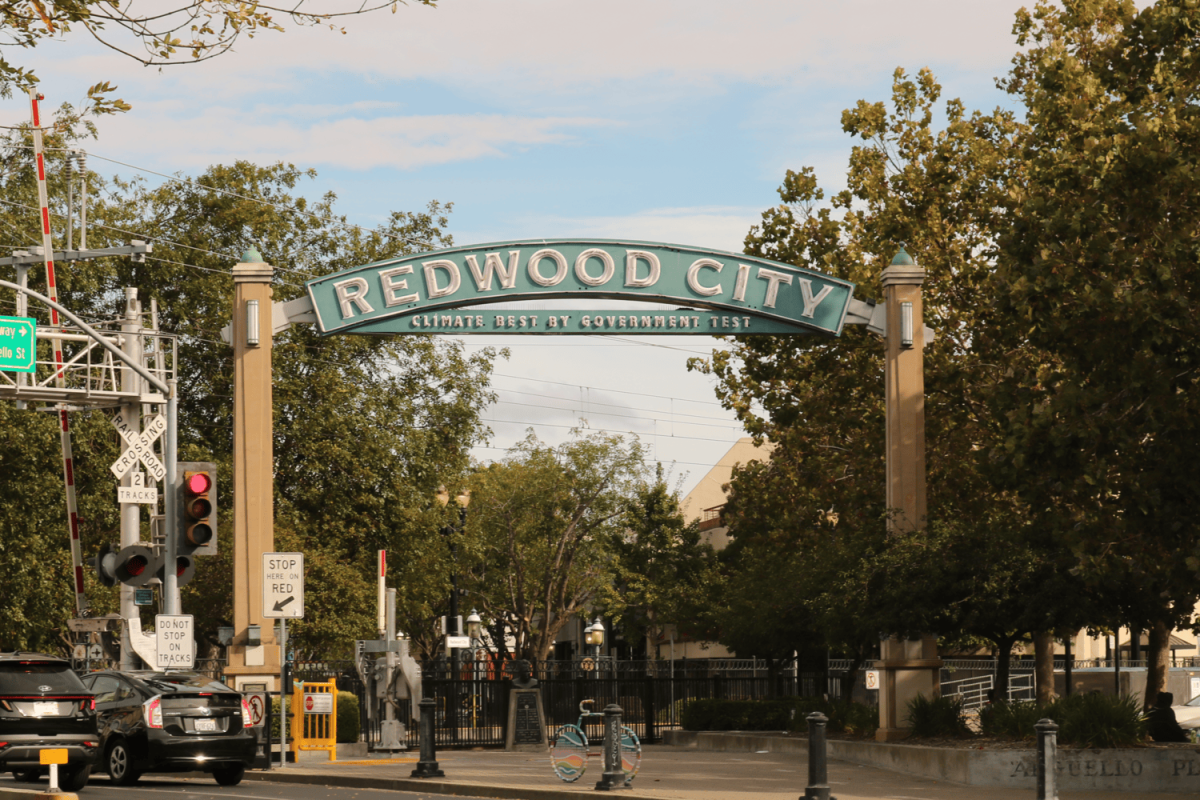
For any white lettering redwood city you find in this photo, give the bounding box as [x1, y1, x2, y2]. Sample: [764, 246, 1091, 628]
[331, 247, 835, 322]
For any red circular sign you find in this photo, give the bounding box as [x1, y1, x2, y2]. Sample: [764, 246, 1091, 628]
[305, 695, 314, 712]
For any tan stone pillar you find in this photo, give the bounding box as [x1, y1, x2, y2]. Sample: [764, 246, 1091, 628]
[225, 248, 279, 687]
[875, 248, 940, 741]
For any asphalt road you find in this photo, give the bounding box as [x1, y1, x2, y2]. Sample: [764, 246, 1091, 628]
[0, 773, 493, 800]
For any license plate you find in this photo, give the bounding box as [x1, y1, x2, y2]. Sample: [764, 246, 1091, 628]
[32, 702, 58, 716]
[195, 718, 217, 732]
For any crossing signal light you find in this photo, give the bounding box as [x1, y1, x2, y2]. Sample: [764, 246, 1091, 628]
[163, 554, 196, 587]
[90, 542, 118, 587]
[177, 462, 217, 557]
[113, 544, 160, 587]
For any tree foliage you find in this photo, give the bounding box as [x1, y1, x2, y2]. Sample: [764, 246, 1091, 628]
[0, 117, 498, 656]
[461, 429, 649, 662]
[987, 0, 1200, 706]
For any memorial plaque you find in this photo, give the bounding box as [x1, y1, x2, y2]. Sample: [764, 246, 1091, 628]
[505, 688, 547, 751]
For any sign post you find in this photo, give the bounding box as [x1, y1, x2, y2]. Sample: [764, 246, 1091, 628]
[155, 614, 194, 669]
[263, 552, 303, 769]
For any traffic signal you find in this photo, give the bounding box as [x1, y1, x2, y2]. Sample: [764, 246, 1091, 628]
[176, 461, 217, 557]
[91, 542, 163, 587]
[112, 544, 160, 587]
[90, 542, 118, 587]
[159, 553, 196, 587]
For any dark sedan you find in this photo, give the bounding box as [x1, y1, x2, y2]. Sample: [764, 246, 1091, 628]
[0, 651, 99, 791]
[79, 670, 255, 786]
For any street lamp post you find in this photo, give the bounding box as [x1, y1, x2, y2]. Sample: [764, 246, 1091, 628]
[464, 609, 484, 728]
[437, 488, 470, 742]
[585, 617, 605, 680]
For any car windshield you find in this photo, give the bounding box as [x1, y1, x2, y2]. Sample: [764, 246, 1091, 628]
[1185, 695, 1200, 707]
[136, 673, 233, 693]
[0, 661, 88, 695]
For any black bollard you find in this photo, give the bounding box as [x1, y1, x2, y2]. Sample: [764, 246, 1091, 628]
[1035, 718, 1058, 800]
[411, 697, 445, 778]
[802, 711, 836, 800]
[594, 703, 630, 791]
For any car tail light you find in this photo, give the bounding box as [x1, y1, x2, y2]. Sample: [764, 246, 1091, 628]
[79, 698, 95, 712]
[143, 696, 163, 729]
[241, 698, 253, 728]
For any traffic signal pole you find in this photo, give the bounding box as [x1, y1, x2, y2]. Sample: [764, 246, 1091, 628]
[119, 290, 142, 667]
[163, 379, 179, 615]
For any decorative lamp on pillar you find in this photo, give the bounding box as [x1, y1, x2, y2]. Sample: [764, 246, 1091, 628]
[228, 245, 278, 686]
[874, 245, 939, 742]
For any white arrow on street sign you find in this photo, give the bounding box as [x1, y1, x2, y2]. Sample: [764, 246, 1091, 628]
[155, 614, 195, 669]
[263, 552, 304, 619]
[110, 413, 167, 483]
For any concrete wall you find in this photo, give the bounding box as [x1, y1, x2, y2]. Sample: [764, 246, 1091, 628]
[664, 730, 1200, 793]
[1059, 668, 1200, 704]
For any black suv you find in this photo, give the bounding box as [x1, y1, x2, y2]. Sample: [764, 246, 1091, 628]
[0, 651, 100, 791]
[80, 670, 255, 786]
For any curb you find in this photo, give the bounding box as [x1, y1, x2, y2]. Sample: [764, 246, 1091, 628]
[242, 769, 658, 800]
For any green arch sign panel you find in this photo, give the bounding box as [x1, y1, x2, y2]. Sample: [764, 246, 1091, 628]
[305, 239, 856, 336]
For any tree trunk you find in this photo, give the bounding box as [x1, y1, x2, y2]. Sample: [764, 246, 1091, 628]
[842, 648, 865, 700]
[1034, 631, 1055, 704]
[1145, 619, 1171, 712]
[993, 634, 1017, 703]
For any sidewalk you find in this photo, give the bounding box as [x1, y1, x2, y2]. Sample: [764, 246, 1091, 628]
[243, 745, 1200, 800]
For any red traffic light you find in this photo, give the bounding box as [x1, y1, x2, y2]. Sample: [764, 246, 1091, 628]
[184, 472, 212, 495]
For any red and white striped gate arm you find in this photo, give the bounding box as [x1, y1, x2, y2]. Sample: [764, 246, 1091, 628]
[29, 90, 88, 616]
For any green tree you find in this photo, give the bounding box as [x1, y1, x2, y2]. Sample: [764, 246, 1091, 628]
[0, 121, 499, 656]
[461, 429, 649, 662]
[988, 0, 1200, 708]
[691, 66, 1095, 690]
[602, 464, 718, 659]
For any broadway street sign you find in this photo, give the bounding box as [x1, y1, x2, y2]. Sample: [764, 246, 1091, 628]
[0, 315, 35, 372]
[305, 240, 856, 337]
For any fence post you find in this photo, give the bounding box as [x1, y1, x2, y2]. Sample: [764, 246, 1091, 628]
[411, 697, 445, 778]
[1035, 718, 1058, 800]
[803, 711, 836, 800]
[594, 703, 629, 791]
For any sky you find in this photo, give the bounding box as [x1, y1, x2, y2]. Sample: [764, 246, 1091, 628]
[2, 1, 1033, 498]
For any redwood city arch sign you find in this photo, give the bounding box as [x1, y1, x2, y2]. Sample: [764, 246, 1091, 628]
[304, 239, 860, 336]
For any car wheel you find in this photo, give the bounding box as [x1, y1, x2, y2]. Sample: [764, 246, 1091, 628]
[60, 765, 92, 792]
[11, 768, 40, 783]
[212, 763, 245, 786]
[107, 739, 139, 786]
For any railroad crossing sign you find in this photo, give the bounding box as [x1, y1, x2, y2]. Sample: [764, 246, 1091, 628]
[110, 413, 167, 483]
[262, 552, 304, 619]
[0, 315, 35, 373]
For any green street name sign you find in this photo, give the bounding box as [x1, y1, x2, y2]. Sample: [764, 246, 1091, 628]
[0, 315, 35, 372]
[305, 239, 856, 336]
